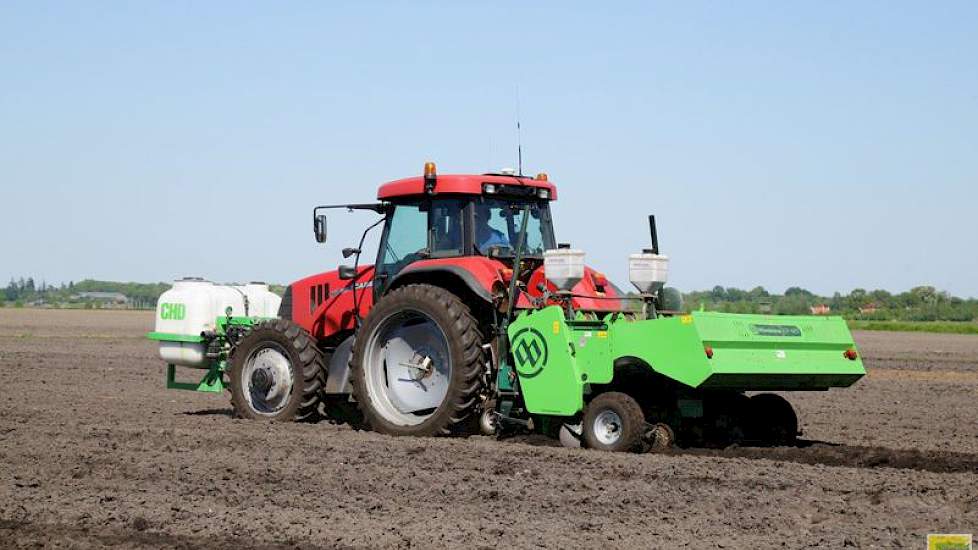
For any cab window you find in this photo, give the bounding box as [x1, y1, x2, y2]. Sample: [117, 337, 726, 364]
[379, 203, 427, 274]
[474, 198, 554, 256]
[430, 199, 465, 257]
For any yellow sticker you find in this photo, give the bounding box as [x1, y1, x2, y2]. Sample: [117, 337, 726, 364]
[553, 321, 560, 335]
[597, 331, 608, 339]
[681, 315, 694, 325]
[927, 534, 972, 550]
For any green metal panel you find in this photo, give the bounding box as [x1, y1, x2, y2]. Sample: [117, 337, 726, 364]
[508, 307, 866, 417]
[146, 331, 205, 343]
[508, 307, 616, 415]
[690, 311, 865, 389]
[573, 323, 614, 386]
[509, 307, 585, 415]
[215, 316, 264, 334]
[611, 311, 864, 390]
[609, 314, 715, 387]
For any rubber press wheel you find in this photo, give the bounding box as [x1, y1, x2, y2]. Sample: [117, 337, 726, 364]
[350, 284, 484, 437]
[583, 392, 647, 453]
[746, 393, 798, 445]
[229, 319, 326, 422]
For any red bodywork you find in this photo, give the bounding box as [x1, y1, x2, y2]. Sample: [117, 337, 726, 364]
[526, 266, 623, 312]
[378, 174, 557, 200]
[289, 267, 376, 341]
[285, 173, 621, 341]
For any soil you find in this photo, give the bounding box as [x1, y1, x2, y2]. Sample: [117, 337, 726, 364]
[1, 309, 976, 549]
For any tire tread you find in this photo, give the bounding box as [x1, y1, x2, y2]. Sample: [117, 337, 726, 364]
[349, 284, 484, 437]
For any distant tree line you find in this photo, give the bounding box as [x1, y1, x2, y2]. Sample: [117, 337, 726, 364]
[684, 285, 977, 322]
[2, 276, 975, 322]
[2, 278, 171, 309]
[2, 278, 284, 309]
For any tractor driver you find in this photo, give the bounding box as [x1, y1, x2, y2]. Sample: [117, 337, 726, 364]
[475, 202, 510, 254]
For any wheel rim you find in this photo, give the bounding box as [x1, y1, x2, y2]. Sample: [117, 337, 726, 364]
[242, 343, 295, 415]
[559, 422, 583, 449]
[363, 309, 452, 426]
[480, 408, 497, 435]
[593, 410, 623, 446]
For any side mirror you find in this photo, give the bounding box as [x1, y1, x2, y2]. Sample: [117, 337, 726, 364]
[314, 214, 328, 244]
[338, 265, 358, 280]
[342, 247, 361, 259]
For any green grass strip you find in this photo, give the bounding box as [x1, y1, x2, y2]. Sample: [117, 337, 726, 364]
[847, 320, 978, 335]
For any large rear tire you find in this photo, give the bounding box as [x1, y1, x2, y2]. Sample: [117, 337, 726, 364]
[229, 319, 326, 422]
[350, 284, 484, 437]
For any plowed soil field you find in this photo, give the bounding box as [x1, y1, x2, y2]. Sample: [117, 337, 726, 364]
[1, 309, 976, 549]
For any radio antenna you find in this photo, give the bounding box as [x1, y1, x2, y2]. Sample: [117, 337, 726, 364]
[516, 86, 523, 176]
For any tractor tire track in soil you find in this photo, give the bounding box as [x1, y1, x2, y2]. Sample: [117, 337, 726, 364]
[660, 441, 978, 474]
[1, 310, 977, 549]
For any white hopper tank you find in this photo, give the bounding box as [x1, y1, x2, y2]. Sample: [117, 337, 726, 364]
[628, 251, 670, 294]
[544, 248, 586, 292]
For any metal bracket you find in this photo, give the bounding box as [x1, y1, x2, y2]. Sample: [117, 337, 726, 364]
[166, 363, 225, 393]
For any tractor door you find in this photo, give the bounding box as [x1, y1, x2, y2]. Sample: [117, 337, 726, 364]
[373, 199, 469, 296]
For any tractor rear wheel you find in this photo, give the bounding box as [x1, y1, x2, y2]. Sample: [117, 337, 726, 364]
[228, 319, 326, 422]
[350, 284, 484, 437]
[583, 392, 647, 452]
[746, 393, 798, 445]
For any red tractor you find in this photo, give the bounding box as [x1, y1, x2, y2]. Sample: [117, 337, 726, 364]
[229, 162, 624, 437]
[203, 161, 864, 451]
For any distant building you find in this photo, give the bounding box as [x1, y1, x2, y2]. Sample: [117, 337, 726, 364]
[859, 303, 879, 315]
[810, 304, 831, 315]
[74, 291, 129, 304]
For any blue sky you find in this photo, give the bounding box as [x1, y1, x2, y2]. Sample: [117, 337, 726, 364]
[2, 2, 976, 296]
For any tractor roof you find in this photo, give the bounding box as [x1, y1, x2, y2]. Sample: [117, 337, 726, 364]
[377, 174, 557, 201]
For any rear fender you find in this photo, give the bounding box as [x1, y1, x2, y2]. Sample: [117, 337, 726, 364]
[387, 257, 507, 304]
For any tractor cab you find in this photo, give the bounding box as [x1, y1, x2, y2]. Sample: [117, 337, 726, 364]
[308, 163, 586, 313]
[302, 163, 622, 345]
[370, 166, 558, 295]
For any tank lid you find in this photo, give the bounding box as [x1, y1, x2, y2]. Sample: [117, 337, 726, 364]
[174, 277, 213, 286]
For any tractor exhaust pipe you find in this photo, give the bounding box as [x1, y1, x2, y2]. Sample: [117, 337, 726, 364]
[648, 215, 659, 254]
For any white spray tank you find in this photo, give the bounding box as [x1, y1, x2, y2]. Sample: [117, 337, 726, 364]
[153, 278, 281, 367]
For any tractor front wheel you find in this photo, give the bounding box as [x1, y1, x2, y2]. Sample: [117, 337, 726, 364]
[583, 392, 647, 452]
[350, 284, 484, 437]
[228, 319, 326, 422]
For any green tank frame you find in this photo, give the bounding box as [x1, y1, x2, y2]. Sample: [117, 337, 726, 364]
[146, 316, 268, 393]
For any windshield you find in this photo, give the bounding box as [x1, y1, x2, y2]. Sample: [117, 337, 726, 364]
[474, 198, 555, 257]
